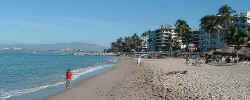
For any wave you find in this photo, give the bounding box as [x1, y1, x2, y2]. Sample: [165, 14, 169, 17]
[71, 64, 115, 80]
[0, 64, 115, 100]
[104, 58, 119, 65]
[0, 82, 65, 100]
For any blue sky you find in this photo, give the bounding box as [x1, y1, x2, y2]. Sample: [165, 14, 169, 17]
[0, 0, 249, 46]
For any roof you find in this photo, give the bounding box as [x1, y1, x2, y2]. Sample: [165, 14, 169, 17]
[208, 46, 250, 58]
[238, 47, 250, 57]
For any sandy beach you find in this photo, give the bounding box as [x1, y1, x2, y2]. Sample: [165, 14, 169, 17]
[47, 57, 250, 100]
[47, 57, 139, 100]
[139, 58, 250, 100]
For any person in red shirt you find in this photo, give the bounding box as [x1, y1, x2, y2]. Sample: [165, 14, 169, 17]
[66, 69, 72, 88]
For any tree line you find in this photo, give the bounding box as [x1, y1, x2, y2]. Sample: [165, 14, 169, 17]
[110, 33, 143, 53]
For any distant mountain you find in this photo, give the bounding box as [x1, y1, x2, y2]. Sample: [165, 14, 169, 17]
[0, 42, 106, 51]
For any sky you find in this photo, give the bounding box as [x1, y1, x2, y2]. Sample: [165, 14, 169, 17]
[0, 0, 249, 47]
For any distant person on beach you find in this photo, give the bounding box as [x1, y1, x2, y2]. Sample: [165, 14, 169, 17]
[137, 56, 141, 65]
[66, 69, 72, 88]
[185, 56, 189, 64]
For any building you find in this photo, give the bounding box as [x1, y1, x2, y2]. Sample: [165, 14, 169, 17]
[199, 11, 250, 52]
[233, 11, 250, 29]
[148, 24, 180, 52]
[141, 41, 148, 52]
[190, 30, 200, 51]
[199, 31, 225, 52]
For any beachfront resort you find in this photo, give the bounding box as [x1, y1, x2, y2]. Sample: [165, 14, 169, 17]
[109, 5, 250, 62]
[89, 5, 250, 100]
[1, 2, 250, 100]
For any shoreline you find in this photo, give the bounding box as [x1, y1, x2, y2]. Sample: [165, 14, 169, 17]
[44, 63, 117, 99]
[46, 56, 138, 100]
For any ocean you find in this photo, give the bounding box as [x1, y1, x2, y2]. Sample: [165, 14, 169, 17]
[0, 50, 118, 100]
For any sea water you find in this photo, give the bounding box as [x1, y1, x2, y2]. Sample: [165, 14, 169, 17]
[0, 50, 118, 100]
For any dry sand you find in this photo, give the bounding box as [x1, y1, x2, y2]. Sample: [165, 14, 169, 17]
[47, 57, 250, 100]
[115, 58, 250, 100]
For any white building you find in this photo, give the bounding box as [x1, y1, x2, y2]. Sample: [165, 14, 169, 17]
[148, 24, 181, 52]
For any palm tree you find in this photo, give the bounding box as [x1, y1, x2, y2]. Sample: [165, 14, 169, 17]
[141, 30, 150, 40]
[141, 30, 150, 43]
[200, 5, 235, 51]
[124, 36, 132, 53]
[216, 4, 235, 44]
[110, 37, 125, 53]
[175, 19, 191, 52]
[141, 30, 151, 52]
[200, 15, 222, 50]
[217, 4, 235, 17]
[116, 37, 125, 52]
[111, 42, 118, 52]
[227, 26, 248, 62]
[132, 33, 143, 52]
[228, 26, 248, 46]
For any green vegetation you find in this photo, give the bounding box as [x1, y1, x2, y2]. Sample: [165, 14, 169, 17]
[200, 5, 236, 50]
[175, 19, 192, 51]
[200, 4, 250, 51]
[110, 33, 143, 53]
[227, 26, 249, 51]
[200, 15, 222, 49]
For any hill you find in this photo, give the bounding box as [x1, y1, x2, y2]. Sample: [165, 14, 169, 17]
[0, 42, 106, 51]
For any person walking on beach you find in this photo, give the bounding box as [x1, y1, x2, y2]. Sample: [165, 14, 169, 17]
[185, 56, 189, 64]
[137, 55, 141, 65]
[66, 69, 72, 88]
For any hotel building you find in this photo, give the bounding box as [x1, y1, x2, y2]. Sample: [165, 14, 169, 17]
[148, 25, 179, 52]
[190, 30, 200, 50]
[199, 11, 250, 52]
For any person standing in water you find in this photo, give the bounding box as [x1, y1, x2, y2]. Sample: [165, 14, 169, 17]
[66, 69, 72, 88]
